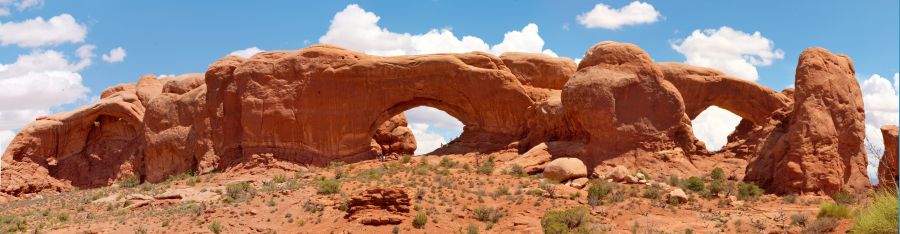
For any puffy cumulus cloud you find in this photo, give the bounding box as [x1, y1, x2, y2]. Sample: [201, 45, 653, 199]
[404, 106, 464, 131]
[404, 107, 464, 155]
[671, 27, 784, 81]
[576, 1, 661, 29]
[691, 106, 743, 151]
[859, 73, 899, 183]
[0, 50, 90, 132]
[0, 14, 87, 47]
[101, 47, 126, 63]
[229, 47, 264, 58]
[0, 0, 43, 16]
[408, 123, 447, 155]
[319, 4, 556, 56]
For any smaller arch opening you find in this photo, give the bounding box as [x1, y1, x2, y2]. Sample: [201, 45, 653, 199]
[691, 106, 743, 152]
[404, 106, 463, 155]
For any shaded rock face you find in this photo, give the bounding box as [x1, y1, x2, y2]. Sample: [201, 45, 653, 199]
[878, 125, 899, 187]
[0, 42, 874, 198]
[745, 48, 869, 194]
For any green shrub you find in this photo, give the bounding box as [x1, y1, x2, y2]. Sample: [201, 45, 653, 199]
[802, 217, 838, 233]
[710, 167, 725, 181]
[1, 215, 27, 232]
[851, 190, 898, 233]
[685, 176, 705, 192]
[708, 180, 724, 196]
[401, 154, 412, 163]
[209, 221, 222, 234]
[790, 214, 808, 227]
[467, 223, 479, 234]
[412, 212, 428, 229]
[439, 156, 458, 168]
[541, 206, 590, 234]
[832, 190, 854, 204]
[224, 181, 255, 203]
[476, 156, 495, 175]
[816, 202, 850, 218]
[472, 207, 503, 223]
[737, 182, 763, 200]
[317, 179, 341, 195]
[587, 180, 613, 206]
[118, 175, 140, 188]
[506, 164, 528, 177]
[642, 184, 662, 199]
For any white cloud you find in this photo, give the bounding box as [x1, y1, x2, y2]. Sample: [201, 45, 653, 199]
[0, 50, 90, 132]
[671, 27, 784, 81]
[0, 129, 13, 154]
[576, 1, 660, 29]
[229, 47, 264, 58]
[0, 14, 87, 47]
[74, 44, 95, 69]
[13, 0, 41, 11]
[405, 107, 464, 131]
[0, 8, 9, 17]
[859, 73, 900, 183]
[319, 4, 556, 56]
[691, 106, 742, 151]
[101, 47, 126, 63]
[408, 123, 447, 155]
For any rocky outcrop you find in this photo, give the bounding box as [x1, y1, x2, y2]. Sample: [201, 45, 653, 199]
[0, 42, 879, 198]
[658, 62, 790, 126]
[745, 48, 869, 194]
[344, 187, 410, 225]
[542, 157, 587, 182]
[372, 114, 416, 157]
[878, 125, 898, 187]
[562, 42, 701, 173]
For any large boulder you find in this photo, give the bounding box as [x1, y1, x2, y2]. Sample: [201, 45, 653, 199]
[561, 41, 700, 172]
[878, 125, 899, 187]
[372, 114, 416, 157]
[542, 157, 587, 181]
[745, 48, 869, 194]
[344, 187, 410, 225]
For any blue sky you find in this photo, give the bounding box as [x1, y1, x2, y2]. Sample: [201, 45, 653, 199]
[0, 1, 897, 173]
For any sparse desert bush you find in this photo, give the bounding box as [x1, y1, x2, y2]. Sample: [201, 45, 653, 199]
[541, 206, 591, 234]
[851, 189, 898, 233]
[401, 154, 412, 163]
[737, 182, 763, 200]
[439, 156, 458, 168]
[209, 221, 223, 234]
[832, 190, 854, 204]
[472, 207, 503, 223]
[476, 156, 496, 175]
[685, 176, 704, 192]
[816, 202, 850, 218]
[587, 180, 613, 206]
[505, 164, 528, 177]
[790, 213, 808, 227]
[783, 193, 797, 204]
[467, 223, 479, 234]
[118, 175, 140, 188]
[802, 217, 838, 234]
[1, 215, 27, 232]
[413, 212, 428, 229]
[710, 167, 725, 181]
[708, 180, 724, 196]
[224, 181, 255, 203]
[642, 184, 662, 199]
[667, 175, 681, 187]
[317, 179, 340, 195]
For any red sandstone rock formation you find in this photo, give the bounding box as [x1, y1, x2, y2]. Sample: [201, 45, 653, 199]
[745, 48, 869, 194]
[878, 125, 899, 187]
[344, 187, 410, 225]
[0, 42, 876, 199]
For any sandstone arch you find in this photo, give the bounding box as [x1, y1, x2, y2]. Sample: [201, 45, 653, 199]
[205, 45, 536, 164]
[657, 62, 790, 125]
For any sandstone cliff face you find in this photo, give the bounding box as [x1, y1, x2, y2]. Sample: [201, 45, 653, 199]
[745, 48, 869, 194]
[0, 42, 875, 199]
[562, 42, 700, 172]
[878, 125, 898, 187]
